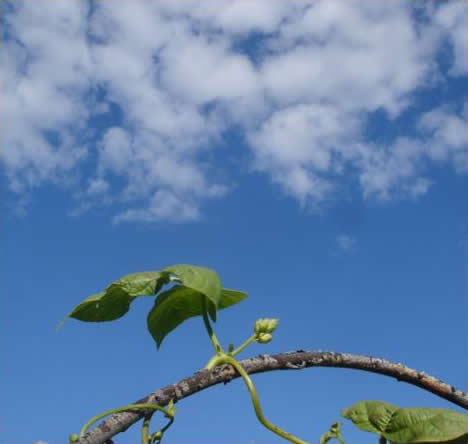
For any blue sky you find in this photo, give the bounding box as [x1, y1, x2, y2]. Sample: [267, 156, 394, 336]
[1, 1, 467, 444]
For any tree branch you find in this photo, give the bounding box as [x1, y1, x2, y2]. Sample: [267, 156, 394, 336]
[76, 350, 468, 444]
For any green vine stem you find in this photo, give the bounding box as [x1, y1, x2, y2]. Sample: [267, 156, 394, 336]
[206, 355, 309, 444]
[142, 413, 152, 444]
[201, 297, 223, 354]
[229, 334, 257, 357]
[199, 305, 306, 444]
[78, 403, 174, 440]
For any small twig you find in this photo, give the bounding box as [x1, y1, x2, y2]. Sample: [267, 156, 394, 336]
[76, 350, 468, 444]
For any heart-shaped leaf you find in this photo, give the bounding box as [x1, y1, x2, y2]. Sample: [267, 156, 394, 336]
[59, 271, 171, 327]
[385, 408, 468, 443]
[117, 271, 171, 296]
[342, 400, 399, 435]
[342, 401, 468, 443]
[163, 265, 222, 321]
[60, 265, 248, 348]
[68, 286, 129, 322]
[147, 286, 248, 348]
[147, 285, 204, 348]
[218, 288, 248, 309]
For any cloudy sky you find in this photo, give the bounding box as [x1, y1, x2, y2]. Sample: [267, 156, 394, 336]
[1, 1, 467, 443]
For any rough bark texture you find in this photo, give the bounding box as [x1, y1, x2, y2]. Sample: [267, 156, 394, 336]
[76, 350, 468, 444]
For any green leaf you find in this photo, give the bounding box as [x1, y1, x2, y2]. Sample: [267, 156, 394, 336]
[342, 401, 468, 443]
[218, 288, 248, 309]
[59, 265, 248, 348]
[342, 401, 399, 435]
[147, 285, 247, 348]
[385, 408, 468, 443]
[163, 265, 222, 321]
[117, 271, 171, 296]
[68, 286, 130, 322]
[147, 285, 205, 348]
[59, 271, 170, 327]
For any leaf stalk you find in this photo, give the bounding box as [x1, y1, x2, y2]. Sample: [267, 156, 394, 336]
[201, 296, 223, 354]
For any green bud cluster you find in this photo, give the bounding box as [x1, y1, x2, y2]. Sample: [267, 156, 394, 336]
[254, 318, 279, 335]
[256, 333, 273, 344]
[254, 318, 279, 344]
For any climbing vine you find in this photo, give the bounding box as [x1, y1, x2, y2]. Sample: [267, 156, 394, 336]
[60, 264, 468, 444]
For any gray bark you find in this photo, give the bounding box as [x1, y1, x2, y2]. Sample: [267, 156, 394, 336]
[76, 350, 468, 444]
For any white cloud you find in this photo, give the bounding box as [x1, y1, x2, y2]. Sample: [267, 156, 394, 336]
[87, 177, 109, 195]
[114, 189, 200, 223]
[355, 137, 434, 201]
[247, 103, 358, 203]
[1, 0, 466, 221]
[418, 105, 468, 173]
[154, 0, 301, 36]
[2, 1, 91, 192]
[98, 127, 133, 175]
[159, 35, 259, 105]
[261, 1, 435, 116]
[249, 104, 355, 171]
[336, 234, 356, 251]
[432, 1, 468, 76]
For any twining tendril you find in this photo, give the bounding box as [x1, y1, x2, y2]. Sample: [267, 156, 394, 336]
[142, 409, 174, 444]
[201, 306, 308, 444]
[70, 403, 175, 444]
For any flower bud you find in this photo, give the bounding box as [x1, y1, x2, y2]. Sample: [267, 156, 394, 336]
[257, 333, 273, 344]
[266, 318, 279, 332]
[69, 434, 79, 443]
[254, 318, 279, 335]
[254, 318, 266, 334]
[165, 399, 176, 418]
